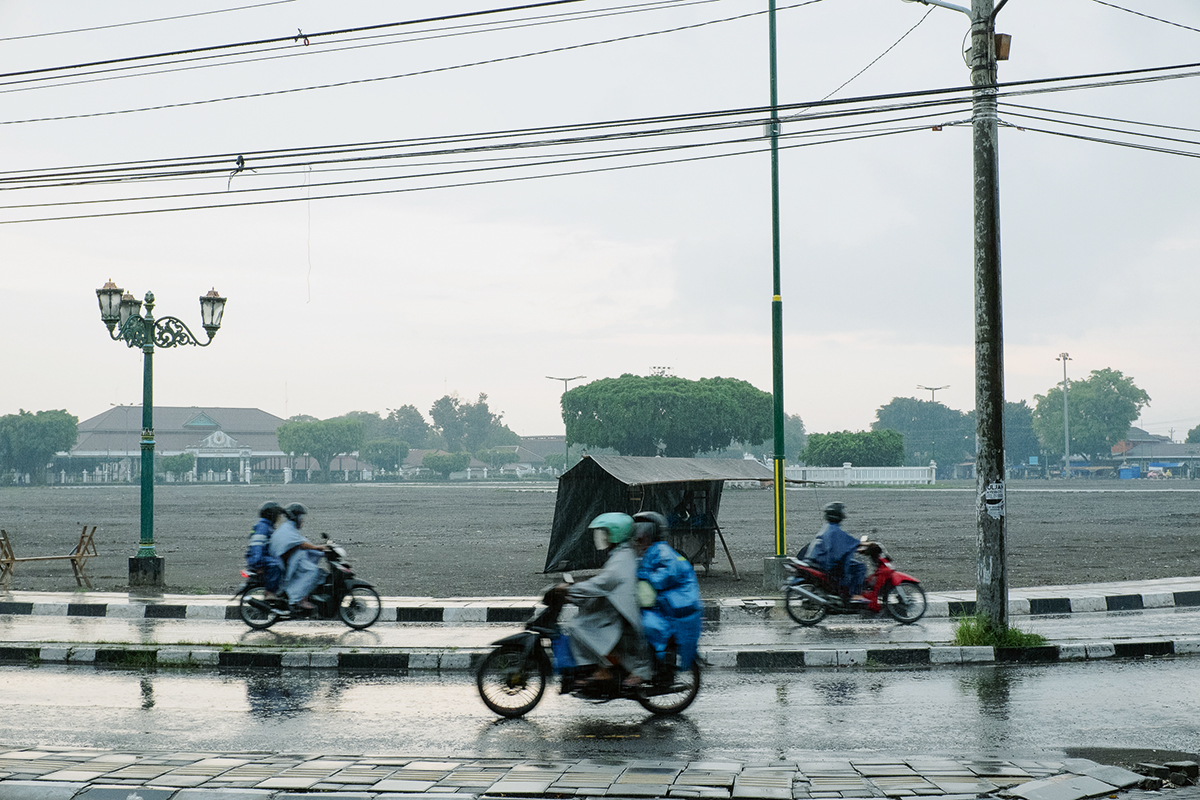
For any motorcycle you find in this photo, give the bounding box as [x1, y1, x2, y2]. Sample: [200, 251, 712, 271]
[783, 537, 927, 626]
[234, 533, 382, 630]
[476, 576, 701, 718]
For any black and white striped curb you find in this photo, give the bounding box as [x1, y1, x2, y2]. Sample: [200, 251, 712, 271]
[2, 585, 1198, 624]
[1, 636, 1196, 672]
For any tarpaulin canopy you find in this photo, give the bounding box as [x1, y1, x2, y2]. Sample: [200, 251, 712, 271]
[544, 455, 773, 573]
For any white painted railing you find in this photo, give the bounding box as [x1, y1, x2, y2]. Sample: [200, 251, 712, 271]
[784, 462, 936, 486]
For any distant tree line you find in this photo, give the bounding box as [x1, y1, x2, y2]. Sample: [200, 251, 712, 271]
[0, 409, 78, 485]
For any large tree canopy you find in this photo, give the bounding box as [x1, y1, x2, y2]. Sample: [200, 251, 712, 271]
[872, 397, 974, 467]
[799, 429, 904, 467]
[276, 417, 365, 481]
[422, 451, 470, 479]
[562, 374, 772, 457]
[387, 404, 433, 449]
[0, 409, 79, 484]
[429, 393, 519, 453]
[1032, 367, 1150, 460]
[360, 439, 409, 472]
[1186, 424, 1200, 445]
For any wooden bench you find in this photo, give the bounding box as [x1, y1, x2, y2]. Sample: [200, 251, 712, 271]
[0, 525, 97, 590]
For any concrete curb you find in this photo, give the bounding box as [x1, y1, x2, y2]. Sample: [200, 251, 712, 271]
[2, 585, 1198, 625]
[2, 637, 1197, 673]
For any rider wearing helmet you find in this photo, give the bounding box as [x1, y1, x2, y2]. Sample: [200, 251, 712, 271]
[803, 501, 866, 601]
[268, 502, 326, 613]
[562, 512, 652, 689]
[632, 511, 703, 677]
[246, 501, 286, 596]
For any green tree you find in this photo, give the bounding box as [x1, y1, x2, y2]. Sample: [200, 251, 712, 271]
[543, 452, 567, 472]
[422, 451, 470, 479]
[799, 430, 904, 467]
[276, 418, 365, 482]
[872, 397, 974, 467]
[429, 395, 467, 452]
[361, 439, 409, 472]
[159, 452, 196, 478]
[339, 411, 390, 442]
[476, 448, 520, 471]
[1032, 367, 1150, 460]
[387, 405, 432, 448]
[0, 409, 79, 484]
[1186, 424, 1200, 444]
[1004, 400, 1040, 467]
[562, 374, 772, 457]
[429, 393, 519, 453]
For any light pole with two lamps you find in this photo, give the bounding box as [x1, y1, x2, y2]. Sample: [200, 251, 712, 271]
[95, 281, 227, 588]
[546, 375, 585, 472]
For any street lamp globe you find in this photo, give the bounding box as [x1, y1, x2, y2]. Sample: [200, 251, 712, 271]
[200, 288, 226, 337]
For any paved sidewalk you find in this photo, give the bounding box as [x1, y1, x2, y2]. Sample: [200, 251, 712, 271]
[0, 748, 1173, 800]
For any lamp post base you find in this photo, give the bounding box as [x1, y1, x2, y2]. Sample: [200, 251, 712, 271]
[129, 556, 164, 589]
[763, 555, 789, 595]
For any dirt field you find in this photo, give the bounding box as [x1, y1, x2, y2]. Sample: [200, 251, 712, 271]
[2, 480, 1198, 597]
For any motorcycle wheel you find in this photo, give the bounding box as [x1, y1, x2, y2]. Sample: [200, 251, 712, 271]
[637, 660, 701, 716]
[338, 585, 382, 629]
[477, 645, 548, 718]
[239, 586, 280, 630]
[883, 580, 928, 624]
[784, 584, 828, 626]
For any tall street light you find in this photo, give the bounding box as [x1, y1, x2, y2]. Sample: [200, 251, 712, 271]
[903, 0, 1011, 629]
[767, 0, 787, 567]
[1057, 353, 1072, 478]
[546, 375, 585, 471]
[917, 385, 949, 403]
[96, 281, 227, 589]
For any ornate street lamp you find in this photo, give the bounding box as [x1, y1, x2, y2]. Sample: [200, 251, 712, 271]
[96, 281, 227, 589]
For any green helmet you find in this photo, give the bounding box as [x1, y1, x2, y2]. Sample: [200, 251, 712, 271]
[588, 512, 634, 547]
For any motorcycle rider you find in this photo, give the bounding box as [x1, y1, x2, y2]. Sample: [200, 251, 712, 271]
[631, 511, 702, 678]
[268, 503, 327, 614]
[562, 512, 652, 690]
[803, 501, 867, 602]
[245, 501, 286, 597]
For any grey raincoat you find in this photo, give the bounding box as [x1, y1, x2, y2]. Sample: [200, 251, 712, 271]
[564, 543, 652, 679]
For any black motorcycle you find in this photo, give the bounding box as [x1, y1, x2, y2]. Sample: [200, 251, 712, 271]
[476, 578, 701, 718]
[234, 533, 382, 630]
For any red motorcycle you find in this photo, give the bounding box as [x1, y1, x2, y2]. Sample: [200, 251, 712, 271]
[783, 538, 927, 625]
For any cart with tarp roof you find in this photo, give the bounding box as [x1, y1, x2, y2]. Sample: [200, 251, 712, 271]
[543, 455, 775, 578]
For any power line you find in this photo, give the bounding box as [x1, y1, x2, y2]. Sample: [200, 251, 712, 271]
[0, 1, 297, 43]
[1088, 0, 1200, 35]
[0, 0, 826, 125]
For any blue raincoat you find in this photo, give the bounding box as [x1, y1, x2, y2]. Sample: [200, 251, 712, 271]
[638, 541, 703, 668]
[804, 522, 865, 595]
[245, 518, 283, 592]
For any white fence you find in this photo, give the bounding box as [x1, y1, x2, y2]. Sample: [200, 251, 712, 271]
[784, 462, 936, 486]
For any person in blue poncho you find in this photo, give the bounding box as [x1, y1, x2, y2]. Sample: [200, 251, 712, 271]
[245, 501, 285, 596]
[631, 511, 703, 680]
[802, 501, 866, 601]
[267, 502, 328, 614]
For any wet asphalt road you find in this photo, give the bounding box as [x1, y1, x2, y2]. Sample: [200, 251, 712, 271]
[5, 659, 1199, 760]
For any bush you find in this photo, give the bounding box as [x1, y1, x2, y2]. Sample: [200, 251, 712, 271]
[953, 613, 1048, 648]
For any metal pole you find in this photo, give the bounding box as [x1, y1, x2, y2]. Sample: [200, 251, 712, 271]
[768, 0, 787, 557]
[1058, 353, 1071, 478]
[971, 0, 1007, 630]
[138, 334, 156, 558]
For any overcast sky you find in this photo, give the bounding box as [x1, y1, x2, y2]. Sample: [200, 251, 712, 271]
[2, 0, 1197, 445]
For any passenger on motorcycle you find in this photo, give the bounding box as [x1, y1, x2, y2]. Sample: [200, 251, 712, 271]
[632, 511, 702, 674]
[246, 501, 286, 597]
[561, 512, 652, 690]
[268, 503, 327, 613]
[802, 502, 867, 602]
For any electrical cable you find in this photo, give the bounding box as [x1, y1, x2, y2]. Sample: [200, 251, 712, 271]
[1088, 0, 1200, 35]
[0, 1, 297, 43]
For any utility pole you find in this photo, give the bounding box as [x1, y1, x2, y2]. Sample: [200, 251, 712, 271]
[970, 0, 1009, 631]
[1057, 353, 1071, 478]
[908, 0, 1010, 627]
[768, 0, 787, 564]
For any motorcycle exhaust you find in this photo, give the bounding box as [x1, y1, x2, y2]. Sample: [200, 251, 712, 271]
[787, 583, 832, 607]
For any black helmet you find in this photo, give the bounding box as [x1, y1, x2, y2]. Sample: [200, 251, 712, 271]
[258, 501, 284, 522]
[285, 502, 308, 524]
[632, 511, 669, 542]
[822, 501, 846, 523]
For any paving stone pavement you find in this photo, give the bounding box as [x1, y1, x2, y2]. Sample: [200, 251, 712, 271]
[0, 749, 1178, 800]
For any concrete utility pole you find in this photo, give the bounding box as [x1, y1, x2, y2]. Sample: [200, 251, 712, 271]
[907, 0, 1010, 628]
[768, 0, 787, 562]
[969, 0, 1009, 630]
[1057, 353, 1071, 478]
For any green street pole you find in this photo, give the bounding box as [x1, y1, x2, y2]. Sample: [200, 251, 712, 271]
[768, 0, 787, 558]
[138, 303, 156, 559]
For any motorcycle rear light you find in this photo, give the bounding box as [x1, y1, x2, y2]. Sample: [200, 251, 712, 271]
[240, 569, 251, 578]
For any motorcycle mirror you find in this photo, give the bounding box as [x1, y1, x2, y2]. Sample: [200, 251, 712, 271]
[860, 535, 868, 543]
[321, 532, 329, 540]
[562, 572, 574, 584]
